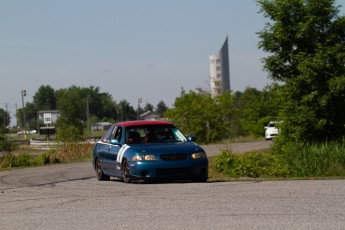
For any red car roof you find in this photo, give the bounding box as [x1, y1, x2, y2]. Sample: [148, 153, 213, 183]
[115, 120, 173, 127]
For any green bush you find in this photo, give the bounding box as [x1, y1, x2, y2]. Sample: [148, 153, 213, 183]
[0, 153, 31, 168]
[35, 151, 59, 165]
[55, 126, 84, 142]
[285, 142, 345, 177]
[213, 149, 290, 178]
[0, 153, 14, 168]
[213, 140, 345, 179]
[15, 153, 31, 167]
[0, 133, 18, 152]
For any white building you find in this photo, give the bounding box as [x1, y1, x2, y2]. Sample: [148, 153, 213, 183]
[91, 122, 112, 131]
[209, 54, 222, 98]
[38, 110, 60, 124]
[209, 37, 230, 97]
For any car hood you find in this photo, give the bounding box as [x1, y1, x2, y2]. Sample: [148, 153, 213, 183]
[129, 142, 205, 155]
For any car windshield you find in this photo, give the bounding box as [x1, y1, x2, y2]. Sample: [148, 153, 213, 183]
[125, 124, 187, 144]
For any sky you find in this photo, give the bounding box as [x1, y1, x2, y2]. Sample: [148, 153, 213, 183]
[1, 0, 345, 126]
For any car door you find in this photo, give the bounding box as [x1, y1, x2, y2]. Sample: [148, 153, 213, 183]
[96, 125, 116, 173]
[103, 126, 123, 175]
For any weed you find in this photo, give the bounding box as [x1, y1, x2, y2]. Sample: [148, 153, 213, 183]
[212, 149, 290, 178]
[285, 142, 345, 177]
[0, 142, 93, 169]
[212, 141, 345, 179]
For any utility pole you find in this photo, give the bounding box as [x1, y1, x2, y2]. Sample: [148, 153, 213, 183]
[21, 90, 27, 139]
[137, 98, 142, 120]
[15, 103, 17, 128]
[5, 103, 9, 128]
[86, 95, 91, 138]
[3, 104, 5, 131]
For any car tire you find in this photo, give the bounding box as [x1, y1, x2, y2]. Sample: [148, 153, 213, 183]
[122, 159, 131, 183]
[193, 177, 208, 183]
[95, 158, 110, 181]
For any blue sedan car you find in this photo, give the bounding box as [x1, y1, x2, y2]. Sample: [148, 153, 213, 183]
[92, 120, 208, 183]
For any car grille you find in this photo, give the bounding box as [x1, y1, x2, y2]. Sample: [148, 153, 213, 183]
[160, 154, 187, 161]
[155, 167, 193, 177]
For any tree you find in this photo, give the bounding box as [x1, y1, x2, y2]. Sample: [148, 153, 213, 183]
[55, 86, 85, 138]
[165, 89, 235, 143]
[212, 91, 236, 140]
[97, 92, 117, 120]
[0, 108, 10, 131]
[155, 101, 168, 117]
[238, 87, 264, 136]
[143, 103, 154, 113]
[16, 102, 37, 130]
[25, 102, 38, 130]
[238, 86, 281, 136]
[257, 0, 345, 143]
[33, 85, 56, 110]
[117, 100, 136, 121]
[54, 85, 120, 138]
[165, 89, 212, 143]
[82, 86, 117, 121]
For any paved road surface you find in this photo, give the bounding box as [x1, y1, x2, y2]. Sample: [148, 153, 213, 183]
[1, 177, 344, 230]
[1, 141, 344, 230]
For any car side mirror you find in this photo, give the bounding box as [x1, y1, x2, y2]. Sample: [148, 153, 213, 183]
[110, 139, 121, 145]
[186, 135, 196, 142]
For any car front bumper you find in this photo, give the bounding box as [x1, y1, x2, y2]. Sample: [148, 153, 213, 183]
[128, 159, 208, 181]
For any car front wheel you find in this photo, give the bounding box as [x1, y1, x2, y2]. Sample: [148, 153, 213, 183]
[95, 159, 110, 181]
[122, 160, 131, 183]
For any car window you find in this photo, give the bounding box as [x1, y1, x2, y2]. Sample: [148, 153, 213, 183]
[113, 126, 123, 142]
[102, 125, 116, 142]
[125, 124, 187, 144]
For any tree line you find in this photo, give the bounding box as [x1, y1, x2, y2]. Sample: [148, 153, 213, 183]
[8, 85, 167, 140]
[1, 83, 280, 142]
[165, 86, 280, 144]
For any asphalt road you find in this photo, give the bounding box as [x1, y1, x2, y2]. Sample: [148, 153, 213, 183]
[1, 141, 345, 230]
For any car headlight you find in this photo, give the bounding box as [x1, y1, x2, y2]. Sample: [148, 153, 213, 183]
[191, 152, 206, 159]
[132, 155, 157, 161]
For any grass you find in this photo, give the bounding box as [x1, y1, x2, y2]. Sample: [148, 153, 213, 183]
[285, 142, 345, 178]
[210, 149, 290, 179]
[209, 141, 345, 180]
[0, 142, 93, 170]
